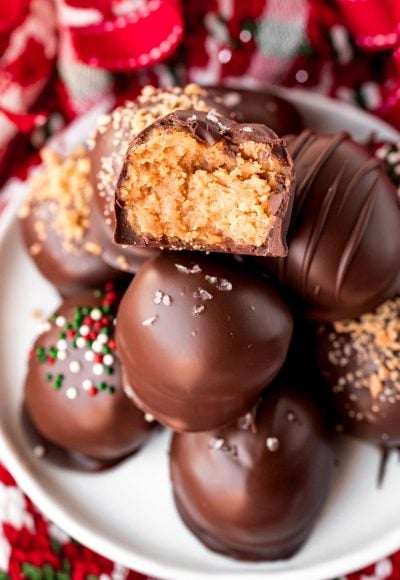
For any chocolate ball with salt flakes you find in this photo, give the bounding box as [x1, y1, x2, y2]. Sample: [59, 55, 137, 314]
[316, 296, 400, 446]
[117, 252, 293, 432]
[24, 285, 155, 466]
[19, 147, 116, 298]
[87, 84, 230, 273]
[170, 385, 333, 561]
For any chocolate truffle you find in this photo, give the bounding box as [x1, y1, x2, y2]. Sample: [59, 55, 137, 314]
[87, 84, 229, 272]
[115, 110, 294, 257]
[316, 296, 400, 446]
[19, 147, 116, 297]
[117, 252, 293, 432]
[170, 384, 333, 561]
[24, 284, 155, 464]
[255, 130, 400, 321]
[207, 86, 304, 136]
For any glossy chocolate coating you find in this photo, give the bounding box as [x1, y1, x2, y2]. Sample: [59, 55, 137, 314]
[115, 109, 294, 257]
[24, 286, 155, 462]
[316, 296, 400, 446]
[255, 130, 400, 322]
[117, 252, 293, 432]
[170, 384, 333, 561]
[207, 86, 304, 136]
[21, 205, 117, 298]
[88, 85, 230, 272]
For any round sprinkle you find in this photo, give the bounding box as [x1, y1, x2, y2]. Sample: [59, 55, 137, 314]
[69, 361, 81, 373]
[266, 437, 280, 452]
[57, 351, 67, 361]
[90, 308, 102, 321]
[93, 363, 104, 376]
[33, 445, 46, 458]
[92, 341, 103, 353]
[144, 413, 155, 423]
[103, 354, 114, 367]
[82, 379, 92, 391]
[55, 316, 66, 328]
[76, 337, 86, 348]
[66, 387, 78, 400]
[57, 339, 68, 351]
[97, 333, 108, 345]
[85, 350, 95, 362]
[79, 325, 90, 336]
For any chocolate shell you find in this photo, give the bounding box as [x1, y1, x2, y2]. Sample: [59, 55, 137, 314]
[170, 383, 333, 561]
[255, 130, 400, 322]
[316, 296, 400, 446]
[24, 284, 155, 464]
[114, 110, 294, 257]
[87, 84, 229, 272]
[207, 86, 304, 136]
[19, 148, 116, 297]
[117, 251, 293, 432]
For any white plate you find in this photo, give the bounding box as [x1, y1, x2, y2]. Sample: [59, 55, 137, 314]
[0, 90, 400, 580]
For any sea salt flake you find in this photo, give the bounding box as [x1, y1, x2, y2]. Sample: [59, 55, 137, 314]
[193, 304, 205, 315]
[142, 315, 158, 326]
[175, 264, 202, 274]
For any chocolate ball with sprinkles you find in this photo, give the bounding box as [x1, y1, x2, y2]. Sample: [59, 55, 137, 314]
[316, 296, 400, 446]
[117, 252, 293, 432]
[19, 147, 117, 297]
[24, 283, 155, 467]
[87, 84, 230, 273]
[170, 384, 333, 561]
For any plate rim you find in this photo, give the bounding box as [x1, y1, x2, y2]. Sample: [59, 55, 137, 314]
[1, 88, 400, 580]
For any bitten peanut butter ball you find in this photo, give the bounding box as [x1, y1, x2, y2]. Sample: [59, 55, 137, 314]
[117, 252, 293, 432]
[19, 147, 116, 297]
[170, 384, 333, 561]
[316, 296, 400, 446]
[255, 130, 400, 322]
[24, 285, 155, 466]
[87, 84, 229, 272]
[115, 110, 294, 257]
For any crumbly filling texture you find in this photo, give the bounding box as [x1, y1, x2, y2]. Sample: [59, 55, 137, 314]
[88, 84, 217, 219]
[18, 147, 98, 255]
[119, 128, 289, 248]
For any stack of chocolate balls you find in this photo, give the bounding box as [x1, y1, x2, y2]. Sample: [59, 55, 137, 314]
[20, 83, 400, 561]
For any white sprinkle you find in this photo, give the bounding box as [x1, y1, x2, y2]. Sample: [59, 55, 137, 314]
[76, 337, 87, 348]
[153, 291, 163, 304]
[144, 413, 155, 423]
[93, 363, 104, 375]
[97, 333, 108, 344]
[90, 308, 102, 321]
[69, 361, 81, 373]
[92, 341, 103, 353]
[210, 437, 225, 450]
[66, 387, 78, 400]
[193, 288, 213, 301]
[33, 445, 46, 458]
[82, 379, 92, 391]
[193, 304, 205, 315]
[85, 350, 95, 362]
[55, 316, 66, 328]
[205, 275, 217, 285]
[79, 325, 90, 336]
[239, 29, 252, 43]
[57, 351, 67, 361]
[216, 278, 232, 291]
[142, 315, 158, 327]
[103, 354, 114, 367]
[57, 339, 68, 351]
[266, 437, 280, 452]
[175, 264, 202, 274]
